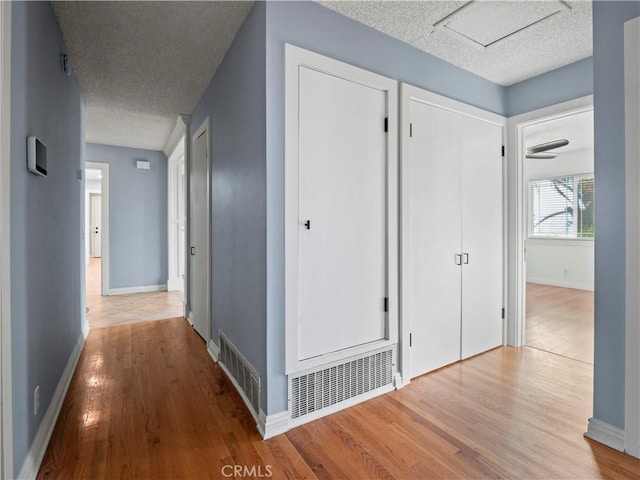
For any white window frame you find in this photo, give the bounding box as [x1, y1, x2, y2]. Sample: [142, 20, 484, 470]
[284, 44, 398, 374]
[527, 173, 595, 240]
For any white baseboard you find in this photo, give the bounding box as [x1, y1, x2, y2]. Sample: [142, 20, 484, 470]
[207, 339, 219, 362]
[527, 278, 593, 291]
[258, 410, 290, 439]
[17, 329, 88, 480]
[166, 277, 183, 292]
[187, 310, 193, 326]
[585, 417, 625, 452]
[394, 372, 408, 389]
[107, 284, 166, 296]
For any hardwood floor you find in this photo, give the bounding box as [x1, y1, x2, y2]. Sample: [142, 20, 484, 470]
[87, 258, 184, 328]
[526, 282, 594, 364]
[38, 318, 639, 479]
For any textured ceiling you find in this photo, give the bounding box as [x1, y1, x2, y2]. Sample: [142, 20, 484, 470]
[53, 1, 592, 152]
[53, 1, 253, 151]
[317, 0, 592, 86]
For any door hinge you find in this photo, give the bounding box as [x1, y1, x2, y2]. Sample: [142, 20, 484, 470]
[384, 117, 388, 133]
[502, 308, 505, 319]
[410, 123, 413, 137]
[410, 333, 412, 347]
[384, 297, 388, 312]
[501, 145, 505, 157]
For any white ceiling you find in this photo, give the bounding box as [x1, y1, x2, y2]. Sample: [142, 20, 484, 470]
[524, 109, 594, 155]
[53, 1, 592, 152]
[317, 0, 592, 86]
[52, 1, 254, 151]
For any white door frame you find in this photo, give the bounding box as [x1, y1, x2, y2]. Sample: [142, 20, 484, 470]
[166, 135, 186, 293]
[399, 83, 506, 383]
[0, 1, 12, 477]
[85, 162, 110, 296]
[284, 44, 399, 375]
[624, 15, 640, 459]
[505, 95, 593, 347]
[189, 117, 211, 342]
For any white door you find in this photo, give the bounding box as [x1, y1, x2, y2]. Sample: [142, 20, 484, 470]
[297, 66, 387, 361]
[460, 116, 503, 359]
[90, 194, 102, 258]
[178, 164, 186, 289]
[407, 101, 463, 378]
[190, 120, 211, 342]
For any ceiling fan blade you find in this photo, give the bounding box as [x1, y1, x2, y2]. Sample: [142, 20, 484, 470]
[526, 152, 559, 159]
[526, 139, 569, 154]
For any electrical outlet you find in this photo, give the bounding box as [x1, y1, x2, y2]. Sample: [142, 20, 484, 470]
[34, 385, 39, 416]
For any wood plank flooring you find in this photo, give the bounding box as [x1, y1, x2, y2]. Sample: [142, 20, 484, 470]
[86, 258, 184, 329]
[38, 318, 639, 479]
[526, 283, 594, 364]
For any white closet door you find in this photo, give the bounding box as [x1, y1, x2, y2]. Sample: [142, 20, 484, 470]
[297, 66, 387, 361]
[407, 100, 463, 378]
[460, 117, 503, 359]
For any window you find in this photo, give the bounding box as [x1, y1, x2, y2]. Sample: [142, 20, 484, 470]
[529, 174, 595, 239]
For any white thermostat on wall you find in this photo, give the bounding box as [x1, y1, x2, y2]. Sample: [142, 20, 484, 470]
[136, 160, 150, 170]
[27, 136, 47, 177]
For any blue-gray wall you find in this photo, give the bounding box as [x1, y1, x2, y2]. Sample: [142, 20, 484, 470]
[10, 1, 84, 471]
[86, 143, 168, 290]
[505, 57, 594, 117]
[264, 0, 509, 414]
[592, 0, 640, 431]
[189, 3, 268, 408]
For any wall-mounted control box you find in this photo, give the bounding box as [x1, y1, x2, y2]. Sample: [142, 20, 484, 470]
[27, 136, 47, 176]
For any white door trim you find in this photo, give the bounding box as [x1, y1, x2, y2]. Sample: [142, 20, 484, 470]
[0, 1, 12, 477]
[167, 132, 186, 293]
[399, 83, 506, 383]
[624, 15, 640, 459]
[505, 95, 593, 347]
[86, 162, 110, 296]
[284, 44, 398, 374]
[190, 117, 211, 342]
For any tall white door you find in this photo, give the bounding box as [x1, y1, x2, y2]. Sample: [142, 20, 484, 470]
[460, 116, 504, 359]
[190, 121, 211, 342]
[90, 194, 102, 258]
[406, 97, 503, 378]
[297, 66, 388, 361]
[407, 101, 463, 377]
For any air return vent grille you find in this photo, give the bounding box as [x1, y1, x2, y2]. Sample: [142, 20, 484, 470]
[290, 349, 394, 419]
[219, 332, 261, 416]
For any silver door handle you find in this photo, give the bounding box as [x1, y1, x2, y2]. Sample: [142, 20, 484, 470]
[463, 253, 469, 264]
[455, 254, 462, 266]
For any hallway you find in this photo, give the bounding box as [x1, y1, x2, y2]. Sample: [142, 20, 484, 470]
[86, 258, 184, 329]
[37, 318, 639, 479]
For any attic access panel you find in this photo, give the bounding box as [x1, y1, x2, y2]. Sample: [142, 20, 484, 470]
[435, 0, 571, 49]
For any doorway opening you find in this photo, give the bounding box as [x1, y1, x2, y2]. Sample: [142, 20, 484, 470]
[85, 167, 104, 309]
[521, 108, 594, 364]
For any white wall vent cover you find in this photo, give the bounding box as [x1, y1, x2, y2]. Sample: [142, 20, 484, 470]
[290, 348, 394, 419]
[219, 331, 261, 416]
[435, 0, 571, 49]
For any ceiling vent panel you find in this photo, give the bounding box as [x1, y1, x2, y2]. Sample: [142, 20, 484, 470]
[435, 1, 571, 49]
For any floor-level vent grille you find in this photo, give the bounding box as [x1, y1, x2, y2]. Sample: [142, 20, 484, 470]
[219, 332, 261, 416]
[290, 349, 394, 419]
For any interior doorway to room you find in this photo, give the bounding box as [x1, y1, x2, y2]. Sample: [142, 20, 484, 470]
[522, 108, 594, 364]
[85, 166, 105, 307]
